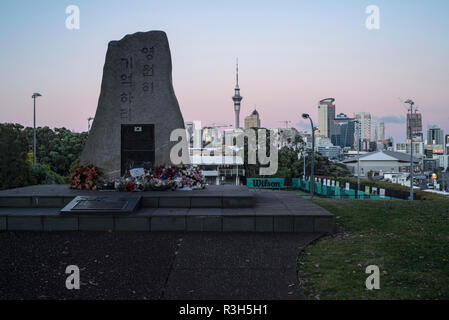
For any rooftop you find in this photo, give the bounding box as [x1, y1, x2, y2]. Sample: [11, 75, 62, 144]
[343, 150, 420, 164]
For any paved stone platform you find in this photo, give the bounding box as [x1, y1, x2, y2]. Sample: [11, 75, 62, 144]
[0, 186, 334, 233]
[0, 184, 254, 208]
[0, 232, 321, 300]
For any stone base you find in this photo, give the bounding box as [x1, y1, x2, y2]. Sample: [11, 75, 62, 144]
[0, 185, 334, 233]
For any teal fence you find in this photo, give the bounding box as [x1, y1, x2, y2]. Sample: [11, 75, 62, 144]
[292, 178, 402, 200]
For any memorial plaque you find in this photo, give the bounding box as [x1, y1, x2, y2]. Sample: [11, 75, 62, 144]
[72, 199, 128, 211]
[61, 196, 141, 214]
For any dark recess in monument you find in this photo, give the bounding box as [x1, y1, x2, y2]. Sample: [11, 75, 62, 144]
[121, 124, 155, 175]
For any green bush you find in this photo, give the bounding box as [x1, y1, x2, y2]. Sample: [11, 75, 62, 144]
[68, 156, 81, 175]
[0, 123, 34, 190]
[24, 126, 88, 176]
[31, 163, 68, 185]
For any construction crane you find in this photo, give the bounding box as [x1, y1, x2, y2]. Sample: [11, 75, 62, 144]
[278, 120, 292, 129]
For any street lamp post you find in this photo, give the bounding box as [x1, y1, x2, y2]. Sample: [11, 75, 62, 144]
[405, 99, 415, 200]
[355, 120, 361, 198]
[31, 93, 42, 166]
[302, 113, 315, 198]
[303, 150, 306, 180]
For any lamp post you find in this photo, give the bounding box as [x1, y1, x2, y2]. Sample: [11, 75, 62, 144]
[405, 99, 415, 200]
[302, 113, 315, 198]
[31, 93, 42, 166]
[303, 150, 306, 180]
[354, 120, 361, 198]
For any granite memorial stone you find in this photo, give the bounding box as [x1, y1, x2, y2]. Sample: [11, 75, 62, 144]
[80, 31, 187, 177]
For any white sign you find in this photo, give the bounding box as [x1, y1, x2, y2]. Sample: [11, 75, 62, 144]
[327, 180, 331, 187]
[380, 188, 385, 198]
[130, 168, 145, 177]
[372, 187, 378, 196]
[332, 180, 335, 187]
[345, 182, 350, 191]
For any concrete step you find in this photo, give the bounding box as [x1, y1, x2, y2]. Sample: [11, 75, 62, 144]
[0, 185, 254, 208]
[0, 186, 334, 233]
[0, 206, 333, 233]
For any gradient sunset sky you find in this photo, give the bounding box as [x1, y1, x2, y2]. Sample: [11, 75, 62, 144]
[1, 0, 448, 142]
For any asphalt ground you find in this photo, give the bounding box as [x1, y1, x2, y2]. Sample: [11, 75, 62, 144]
[0, 231, 321, 300]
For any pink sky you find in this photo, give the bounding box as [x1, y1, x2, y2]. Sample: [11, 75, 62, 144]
[1, 0, 448, 142]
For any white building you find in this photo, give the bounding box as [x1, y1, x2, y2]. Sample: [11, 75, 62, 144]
[394, 141, 425, 158]
[318, 98, 335, 137]
[383, 172, 410, 186]
[313, 135, 334, 151]
[438, 155, 449, 169]
[355, 112, 371, 142]
[190, 154, 244, 186]
[343, 150, 420, 177]
[374, 122, 385, 141]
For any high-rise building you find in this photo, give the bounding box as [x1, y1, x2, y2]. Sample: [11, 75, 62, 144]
[446, 134, 449, 155]
[244, 109, 261, 129]
[318, 98, 336, 138]
[406, 111, 423, 141]
[427, 125, 444, 145]
[355, 112, 371, 142]
[374, 122, 385, 141]
[332, 113, 355, 148]
[232, 60, 243, 129]
[184, 121, 194, 147]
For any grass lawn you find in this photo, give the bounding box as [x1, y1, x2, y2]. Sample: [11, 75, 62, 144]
[297, 199, 449, 300]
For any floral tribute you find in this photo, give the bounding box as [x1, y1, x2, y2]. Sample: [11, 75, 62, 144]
[96, 165, 206, 192]
[70, 165, 100, 190]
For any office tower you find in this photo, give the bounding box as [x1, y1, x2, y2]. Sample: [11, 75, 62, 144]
[407, 111, 423, 141]
[427, 125, 444, 145]
[232, 60, 243, 129]
[374, 122, 385, 141]
[446, 135, 449, 155]
[244, 109, 261, 129]
[184, 121, 194, 147]
[318, 98, 336, 138]
[355, 112, 371, 142]
[332, 113, 355, 148]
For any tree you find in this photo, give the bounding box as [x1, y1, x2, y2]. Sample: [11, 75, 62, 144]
[0, 123, 33, 190]
[241, 129, 351, 183]
[24, 126, 88, 176]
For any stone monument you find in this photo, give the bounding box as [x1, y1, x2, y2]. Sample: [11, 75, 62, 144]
[80, 31, 186, 177]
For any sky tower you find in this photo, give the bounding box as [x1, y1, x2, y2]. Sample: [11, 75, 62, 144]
[232, 59, 243, 129]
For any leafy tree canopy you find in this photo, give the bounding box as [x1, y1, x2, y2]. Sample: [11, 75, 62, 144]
[0, 123, 33, 190]
[23, 126, 88, 176]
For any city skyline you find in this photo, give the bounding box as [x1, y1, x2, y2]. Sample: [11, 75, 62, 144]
[1, 0, 449, 143]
